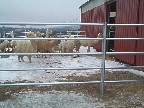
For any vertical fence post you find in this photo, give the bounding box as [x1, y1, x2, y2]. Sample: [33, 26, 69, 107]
[100, 22, 107, 95]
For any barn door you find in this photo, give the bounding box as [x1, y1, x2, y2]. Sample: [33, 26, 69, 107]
[107, 1, 116, 52]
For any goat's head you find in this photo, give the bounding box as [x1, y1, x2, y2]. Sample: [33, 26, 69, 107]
[67, 31, 72, 38]
[35, 31, 42, 38]
[46, 29, 53, 34]
[27, 32, 35, 38]
[97, 33, 102, 38]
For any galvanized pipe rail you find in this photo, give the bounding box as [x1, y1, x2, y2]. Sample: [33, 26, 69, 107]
[1, 52, 144, 56]
[0, 66, 144, 71]
[0, 22, 104, 26]
[0, 80, 144, 87]
[1, 37, 144, 40]
[0, 22, 144, 95]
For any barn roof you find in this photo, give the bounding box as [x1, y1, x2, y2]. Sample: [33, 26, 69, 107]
[79, 0, 93, 9]
[79, 0, 110, 9]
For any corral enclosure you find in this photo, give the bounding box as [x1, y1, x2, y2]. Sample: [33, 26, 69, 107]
[0, 6, 144, 107]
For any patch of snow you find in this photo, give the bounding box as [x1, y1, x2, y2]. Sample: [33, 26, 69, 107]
[0, 46, 143, 83]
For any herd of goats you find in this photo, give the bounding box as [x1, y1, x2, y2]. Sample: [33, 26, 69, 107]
[0, 29, 102, 63]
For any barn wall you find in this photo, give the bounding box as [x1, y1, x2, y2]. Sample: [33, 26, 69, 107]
[136, 0, 144, 66]
[114, 0, 139, 65]
[80, 3, 107, 51]
[92, 4, 107, 51]
[80, 0, 144, 65]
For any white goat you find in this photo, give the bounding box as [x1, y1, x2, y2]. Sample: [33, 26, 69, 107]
[59, 32, 76, 53]
[0, 40, 10, 53]
[79, 33, 102, 52]
[36, 29, 58, 57]
[13, 32, 37, 63]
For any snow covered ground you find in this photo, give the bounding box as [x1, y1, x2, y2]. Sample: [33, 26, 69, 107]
[0, 46, 143, 83]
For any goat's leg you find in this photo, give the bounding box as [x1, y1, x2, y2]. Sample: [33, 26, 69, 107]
[21, 56, 24, 62]
[87, 46, 90, 52]
[18, 55, 21, 62]
[18, 55, 24, 62]
[63, 48, 66, 53]
[27, 55, 32, 63]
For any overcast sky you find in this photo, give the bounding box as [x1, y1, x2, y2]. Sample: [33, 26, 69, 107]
[0, 0, 87, 23]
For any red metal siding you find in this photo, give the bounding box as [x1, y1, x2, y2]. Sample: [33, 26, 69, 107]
[80, 3, 107, 51]
[80, 9, 97, 37]
[93, 4, 107, 51]
[80, 10, 92, 36]
[136, 0, 144, 66]
[114, 0, 139, 65]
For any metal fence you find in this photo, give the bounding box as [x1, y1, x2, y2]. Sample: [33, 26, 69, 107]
[0, 22, 144, 95]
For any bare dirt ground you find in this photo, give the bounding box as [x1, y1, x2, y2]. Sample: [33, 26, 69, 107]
[0, 71, 144, 107]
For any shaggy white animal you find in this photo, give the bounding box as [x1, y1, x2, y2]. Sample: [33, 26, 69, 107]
[59, 32, 76, 53]
[60, 40, 75, 53]
[46, 29, 52, 38]
[79, 33, 102, 52]
[13, 32, 37, 63]
[36, 29, 55, 58]
[10, 31, 14, 38]
[0, 40, 10, 53]
[10, 40, 17, 51]
[74, 40, 81, 52]
[68, 32, 81, 52]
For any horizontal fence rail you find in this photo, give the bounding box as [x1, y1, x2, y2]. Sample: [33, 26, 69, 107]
[0, 38, 103, 40]
[0, 80, 144, 87]
[0, 22, 144, 95]
[108, 24, 144, 26]
[0, 22, 104, 26]
[0, 66, 144, 71]
[106, 38, 144, 40]
[1, 52, 144, 57]
[1, 38, 144, 40]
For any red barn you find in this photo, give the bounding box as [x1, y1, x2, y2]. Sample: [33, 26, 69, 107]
[79, 0, 144, 66]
